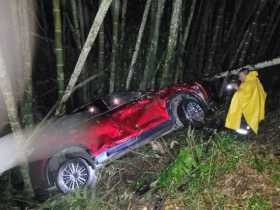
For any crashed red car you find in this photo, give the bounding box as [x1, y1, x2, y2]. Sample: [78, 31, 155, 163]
[29, 83, 209, 198]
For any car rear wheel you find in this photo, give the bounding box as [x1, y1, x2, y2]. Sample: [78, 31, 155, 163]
[56, 158, 96, 193]
[178, 99, 206, 128]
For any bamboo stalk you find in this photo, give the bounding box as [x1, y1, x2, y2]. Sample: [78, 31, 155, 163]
[56, 0, 113, 114]
[0, 53, 21, 132]
[70, 0, 82, 49]
[181, 0, 197, 54]
[175, 0, 196, 83]
[197, 2, 211, 75]
[126, 0, 152, 90]
[257, 1, 280, 59]
[120, 0, 128, 52]
[98, 0, 105, 94]
[141, 0, 166, 90]
[186, 0, 204, 78]
[110, 0, 120, 93]
[206, 0, 225, 72]
[204, 57, 280, 81]
[52, 0, 65, 98]
[72, 0, 89, 102]
[238, 0, 266, 66]
[160, 0, 182, 87]
[221, 1, 257, 67]
[20, 0, 34, 127]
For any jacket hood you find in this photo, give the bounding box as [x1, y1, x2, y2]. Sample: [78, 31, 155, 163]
[245, 71, 258, 81]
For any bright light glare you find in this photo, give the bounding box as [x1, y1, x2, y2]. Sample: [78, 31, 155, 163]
[226, 84, 233, 90]
[113, 98, 120, 105]
[88, 106, 95, 113]
[236, 128, 248, 135]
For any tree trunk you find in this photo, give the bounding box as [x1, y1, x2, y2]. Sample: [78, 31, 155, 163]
[110, 0, 120, 93]
[52, 0, 65, 98]
[125, 0, 152, 90]
[160, 0, 182, 88]
[141, 0, 166, 90]
[56, 0, 113, 114]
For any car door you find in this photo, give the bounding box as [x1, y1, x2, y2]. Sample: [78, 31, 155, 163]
[83, 100, 124, 156]
[111, 94, 171, 142]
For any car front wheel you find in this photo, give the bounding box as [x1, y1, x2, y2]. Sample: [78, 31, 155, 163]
[56, 158, 96, 193]
[178, 99, 206, 128]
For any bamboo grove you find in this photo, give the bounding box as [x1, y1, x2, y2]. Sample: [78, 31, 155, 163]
[1, 0, 280, 126]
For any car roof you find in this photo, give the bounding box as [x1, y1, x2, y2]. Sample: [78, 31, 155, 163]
[70, 91, 145, 114]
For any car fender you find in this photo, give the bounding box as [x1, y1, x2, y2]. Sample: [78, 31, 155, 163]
[45, 144, 94, 185]
[167, 92, 208, 127]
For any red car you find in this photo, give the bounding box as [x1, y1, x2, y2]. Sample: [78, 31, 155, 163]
[29, 83, 209, 198]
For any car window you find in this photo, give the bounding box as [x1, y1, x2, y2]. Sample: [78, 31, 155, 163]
[103, 92, 143, 110]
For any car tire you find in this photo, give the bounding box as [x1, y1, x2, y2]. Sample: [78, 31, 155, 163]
[56, 157, 96, 193]
[177, 98, 206, 128]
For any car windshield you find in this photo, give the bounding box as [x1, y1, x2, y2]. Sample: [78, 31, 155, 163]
[71, 99, 108, 115]
[71, 92, 144, 114]
[103, 92, 143, 110]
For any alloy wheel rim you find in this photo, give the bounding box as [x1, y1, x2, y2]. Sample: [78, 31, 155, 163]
[60, 161, 89, 191]
[184, 102, 205, 122]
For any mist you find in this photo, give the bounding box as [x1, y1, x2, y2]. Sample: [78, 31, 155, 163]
[0, 111, 94, 174]
[0, 1, 35, 173]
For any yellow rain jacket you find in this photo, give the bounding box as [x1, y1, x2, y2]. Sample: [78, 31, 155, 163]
[225, 71, 266, 134]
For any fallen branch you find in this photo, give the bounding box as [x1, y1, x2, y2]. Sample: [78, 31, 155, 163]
[71, 73, 104, 94]
[56, 0, 113, 114]
[204, 57, 280, 81]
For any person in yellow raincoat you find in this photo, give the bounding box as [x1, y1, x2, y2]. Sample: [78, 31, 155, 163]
[225, 69, 267, 134]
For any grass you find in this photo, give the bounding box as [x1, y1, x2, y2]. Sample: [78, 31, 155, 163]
[158, 131, 280, 210]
